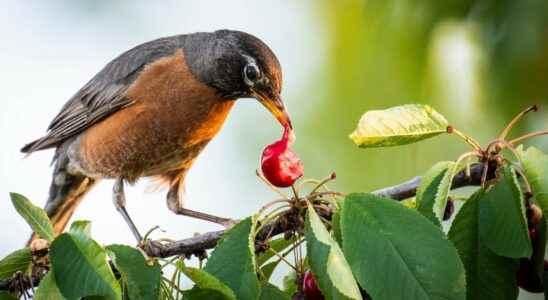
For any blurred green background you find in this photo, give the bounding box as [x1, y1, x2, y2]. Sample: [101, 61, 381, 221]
[279, 0, 548, 193]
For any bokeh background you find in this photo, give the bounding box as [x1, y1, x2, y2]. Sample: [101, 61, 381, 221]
[1, 1, 548, 298]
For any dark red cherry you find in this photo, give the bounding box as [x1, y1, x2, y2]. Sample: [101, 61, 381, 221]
[303, 270, 324, 300]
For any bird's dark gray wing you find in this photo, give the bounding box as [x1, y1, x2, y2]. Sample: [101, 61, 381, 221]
[22, 35, 185, 153]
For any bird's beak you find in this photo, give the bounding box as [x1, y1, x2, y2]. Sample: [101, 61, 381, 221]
[255, 92, 293, 129]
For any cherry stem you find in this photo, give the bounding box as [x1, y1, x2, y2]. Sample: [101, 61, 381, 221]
[160, 256, 180, 269]
[291, 184, 300, 200]
[258, 205, 292, 229]
[255, 209, 291, 239]
[456, 151, 482, 166]
[306, 191, 343, 209]
[287, 237, 305, 275]
[509, 130, 548, 146]
[448, 127, 483, 151]
[452, 151, 480, 179]
[142, 225, 163, 243]
[465, 156, 472, 178]
[267, 246, 299, 272]
[297, 179, 329, 193]
[494, 140, 522, 162]
[307, 191, 346, 198]
[498, 105, 538, 140]
[258, 199, 292, 217]
[310, 172, 337, 195]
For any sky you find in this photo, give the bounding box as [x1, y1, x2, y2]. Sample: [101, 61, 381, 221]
[0, 1, 323, 265]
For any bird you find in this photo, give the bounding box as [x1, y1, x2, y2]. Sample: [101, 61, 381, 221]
[21, 29, 292, 243]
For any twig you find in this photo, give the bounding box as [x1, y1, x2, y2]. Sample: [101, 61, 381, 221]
[0, 163, 493, 291]
[144, 163, 491, 258]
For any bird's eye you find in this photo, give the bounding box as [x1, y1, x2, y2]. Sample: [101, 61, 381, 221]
[243, 63, 261, 86]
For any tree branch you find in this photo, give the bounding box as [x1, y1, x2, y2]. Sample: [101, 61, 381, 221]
[0, 163, 492, 292]
[144, 162, 492, 258]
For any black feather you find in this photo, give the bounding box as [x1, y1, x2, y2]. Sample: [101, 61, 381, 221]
[22, 35, 186, 153]
[22, 30, 283, 154]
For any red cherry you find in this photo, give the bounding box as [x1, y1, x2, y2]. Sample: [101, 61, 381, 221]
[261, 127, 304, 187]
[303, 270, 324, 299]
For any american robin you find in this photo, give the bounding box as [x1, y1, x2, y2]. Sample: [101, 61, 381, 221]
[22, 29, 292, 242]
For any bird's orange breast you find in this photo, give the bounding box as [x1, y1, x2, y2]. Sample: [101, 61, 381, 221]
[77, 49, 235, 181]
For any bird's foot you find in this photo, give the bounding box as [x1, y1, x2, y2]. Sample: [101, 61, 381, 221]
[140, 239, 166, 257]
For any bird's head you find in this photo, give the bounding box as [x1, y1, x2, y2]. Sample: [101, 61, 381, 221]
[185, 30, 291, 129]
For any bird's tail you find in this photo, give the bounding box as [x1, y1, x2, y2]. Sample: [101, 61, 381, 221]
[27, 147, 98, 245]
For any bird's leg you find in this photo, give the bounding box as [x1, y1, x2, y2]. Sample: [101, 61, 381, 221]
[166, 179, 237, 228]
[113, 178, 143, 242]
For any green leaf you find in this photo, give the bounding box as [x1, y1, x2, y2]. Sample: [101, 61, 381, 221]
[204, 217, 261, 300]
[282, 271, 297, 298]
[0, 292, 18, 300]
[256, 237, 295, 267]
[332, 210, 343, 246]
[349, 104, 449, 148]
[260, 283, 291, 300]
[10, 193, 55, 241]
[432, 162, 465, 223]
[50, 232, 121, 300]
[107, 245, 161, 300]
[416, 161, 453, 225]
[341, 193, 466, 300]
[417, 161, 465, 225]
[34, 272, 68, 300]
[448, 190, 519, 300]
[518, 146, 548, 266]
[0, 248, 32, 280]
[256, 237, 296, 282]
[306, 202, 362, 300]
[259, 261, 279, 282]
[69, 220, 92, 237]
[479, 166, 532, 258]
[184, 289, 233, 300]
[518, 146, 548, 214]
[181, 265, 237, 300]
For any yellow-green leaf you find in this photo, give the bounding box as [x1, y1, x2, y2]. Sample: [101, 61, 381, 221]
[448, 190, 519, 300]
[479, 166, 531, 258]
[0, 248, 32, 280]
[342, 193, 466, 300]
[107, 244, 161, 300]
[10, 193, 55, 242]
[306, 202, 362, 300]
[181, 265, 237, 300]
[417, 161, 464, 225]
[349, 104, 449, 148]
[50, 232, 121, 300]
[517, 146, 548, 218]
[203, 217, 260, 300]
[34, 272, 67, 300]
